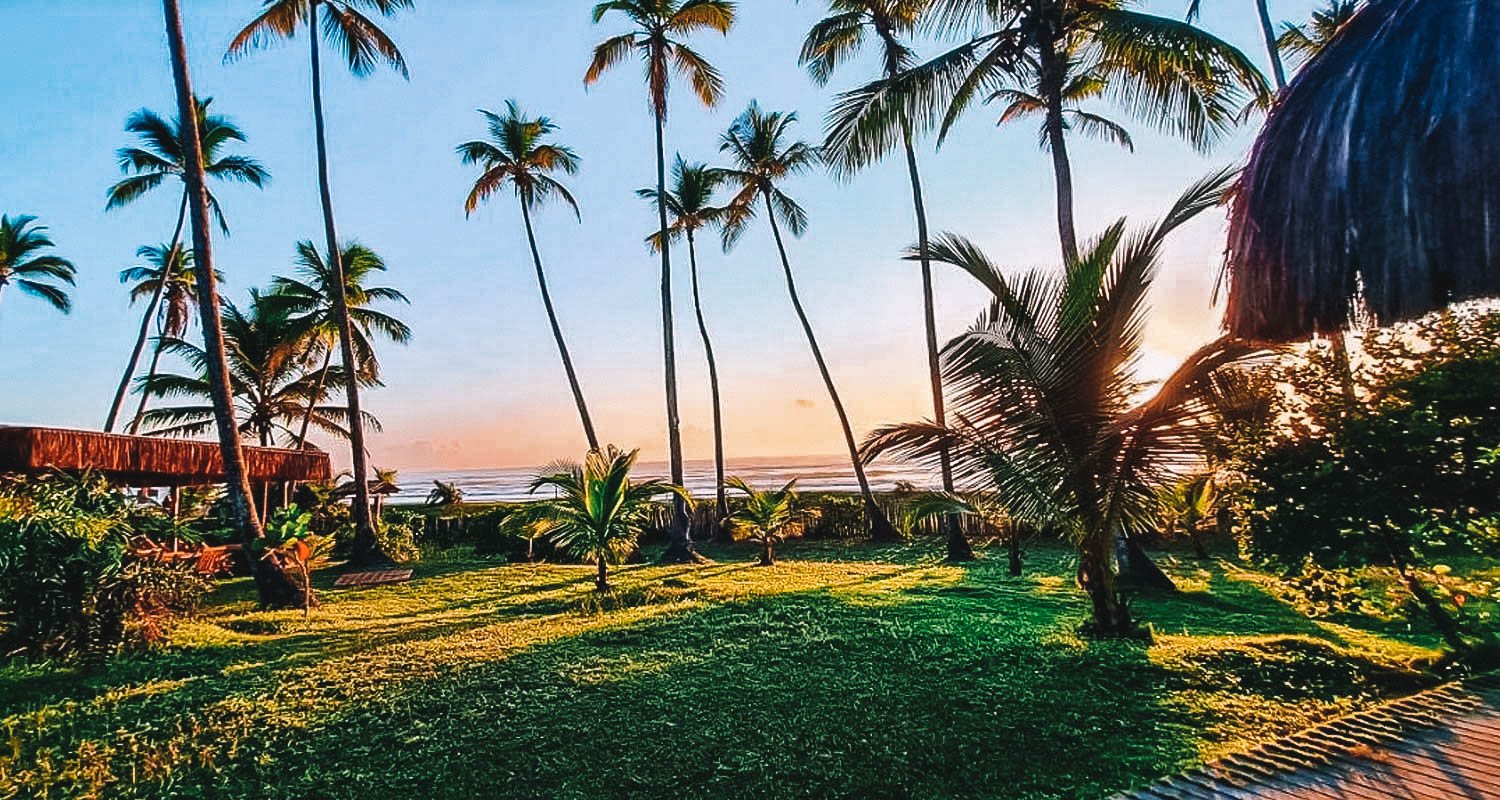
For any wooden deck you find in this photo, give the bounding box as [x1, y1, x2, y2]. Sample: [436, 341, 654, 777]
[1112, 674, 1500, 799]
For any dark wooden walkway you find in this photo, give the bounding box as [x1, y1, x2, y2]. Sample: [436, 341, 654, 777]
[1113, 674, 1500, 799]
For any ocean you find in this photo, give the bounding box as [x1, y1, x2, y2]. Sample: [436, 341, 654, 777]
[392, 455, 938, 504]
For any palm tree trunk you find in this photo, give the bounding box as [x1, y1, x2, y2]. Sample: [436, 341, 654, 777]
[308, 12, 381, 567]
[1079, 530, 1129, 634]
[106, 193, 188, 433]
[899, 121, 972, 561]
[128, 335, 170, 435]
[295, 348, 335, 447]
[685, 230, 727, 528]
[519, 198, 599, 449]
[1255, 0, 1288, 91]
[161, 0, 307, 610]
[596, 554, 609, 593]
[655, 113, 694, 563]
[762, 191, 899, 542]
[1038, 32, 1079, 264]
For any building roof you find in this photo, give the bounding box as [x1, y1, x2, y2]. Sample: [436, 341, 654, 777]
[1113, 673, 1500, 799]
[0, 425, 331, 486]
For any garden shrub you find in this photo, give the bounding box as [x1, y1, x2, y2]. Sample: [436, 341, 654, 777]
[0, 473, 209, 661]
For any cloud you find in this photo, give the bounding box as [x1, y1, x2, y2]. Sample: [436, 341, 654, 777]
[793, 398, 815, 409]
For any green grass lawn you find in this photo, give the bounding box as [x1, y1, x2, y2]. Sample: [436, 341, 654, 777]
[0, 541, 1453, 799]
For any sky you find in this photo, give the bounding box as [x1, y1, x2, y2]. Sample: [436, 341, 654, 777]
[0, 0, 1318, 471]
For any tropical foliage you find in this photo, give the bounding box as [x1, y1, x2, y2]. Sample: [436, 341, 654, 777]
[1276, 0, 1362, 68]
[529, 446, 687, 591]
[0, 214, 76, 316]
[726, 476, 798, 565]
[863, 169, 1261, 635]
[118, 244, 218, 433]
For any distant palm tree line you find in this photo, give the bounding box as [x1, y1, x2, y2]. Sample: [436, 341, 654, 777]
[6, 0, 1353, 598]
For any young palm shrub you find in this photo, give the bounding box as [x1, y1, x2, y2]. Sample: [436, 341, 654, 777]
[586, 0, 735, 561]
[103, 97, 268, 432]
[726, 477, 798, 566]
[907, 492, 1025, 575]
[0, 214, 76, 318]
[426, 480, 464, 508]
[1157, 474, 1216, 559]
[863, 169, 1264, 636]
[718, 103, 901, 543]
[458, 102, 598, 449]
[530, 446, 689, 592]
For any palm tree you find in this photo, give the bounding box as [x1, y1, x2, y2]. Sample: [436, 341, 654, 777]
[0, 214, 76, 319]
[863, 169, 1261, 635]
[987, 50, 1133, 154]
[530, 446, 689, 592]
[851, 0, 1268, 262]
[1276, 0, 1361, 69]
[226, 0, 413, 565]
[637, 156, 733, 525]
[103, 97, 268, 433]
[160, 0, 305, 609]
[719, 103, 900, 542]
[907, 491, 1024, 573]
[726, 476, 798, 566]
[1157, 474, 1216, 559]
[141, 290, 376, 449]
[585, 0, 735, 562]
[804, 0, 977, 560]
[268, 240, 411, 448]
[458, 102, 598, 450]
[1186, 0, 1288, 90]
[426, 480, 464, 507]
[118, 243, 221, 434]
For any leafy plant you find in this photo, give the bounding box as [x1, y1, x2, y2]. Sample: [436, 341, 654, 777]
[726, 477, 799, 566]
[250, 505, 324, 615]
[529, 446, 688, 592]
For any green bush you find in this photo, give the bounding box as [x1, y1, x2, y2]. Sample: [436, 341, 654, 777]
[0, 473, 210, 661]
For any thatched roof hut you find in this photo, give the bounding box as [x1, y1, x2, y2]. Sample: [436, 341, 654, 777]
[0, 426, 331, 486]
[1223, 0, 1500, 340]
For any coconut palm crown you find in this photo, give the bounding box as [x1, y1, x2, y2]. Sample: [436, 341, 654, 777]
[0, 215, 76, 315]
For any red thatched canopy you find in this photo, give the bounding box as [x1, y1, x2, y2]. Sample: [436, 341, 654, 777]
[1223, 0, 1500, 340]
[0, 426, 332, 486]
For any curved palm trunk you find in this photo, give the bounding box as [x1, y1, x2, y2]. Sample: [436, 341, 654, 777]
[900, 122, 972, 561]
[763, 192, 899, 541]
[1039, 32, 1079, 264]
[295, 347, 335, 447]
[308, 13, 382, 567]
[128, 335, 171, 435]
[1255, 0, 1288, 91]
[162, 0, 308, 610]
[107, 194, 188, 432]
[655, 114, 695, 562]
[685, 230, 727, 528]
[519, 198, 599, 449]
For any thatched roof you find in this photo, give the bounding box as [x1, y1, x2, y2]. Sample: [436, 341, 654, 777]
[0, 426, 332, 486]
[1223, 0, 1500, 340]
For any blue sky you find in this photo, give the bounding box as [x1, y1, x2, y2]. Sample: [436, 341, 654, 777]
[0, 0, 1315, 469]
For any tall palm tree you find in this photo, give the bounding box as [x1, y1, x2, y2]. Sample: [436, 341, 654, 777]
[846, 0, 1268, 262]
[226, 0, 412, 565]
[1186, 0, 1288, 90]
[103, 97, 268, 432]
[458, 102, 598, 450]
[530, 446, 689, 592]
[119, 243, 221, 434]
[160, 0, 305, 609]
[268, 240, 411, 448]
[585, 0, 735, 562]
[637, 156, 733, 524]
[1276, 0, 1361, 69]
[0, 214, 76, 319]
[719, 103, 900, 541]
[804, 0, 976, 559]
[141, 290, 376, 448]
[863, 169, 1261, 634]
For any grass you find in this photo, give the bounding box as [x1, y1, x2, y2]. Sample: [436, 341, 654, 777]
[0, 540, 1456, 799]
